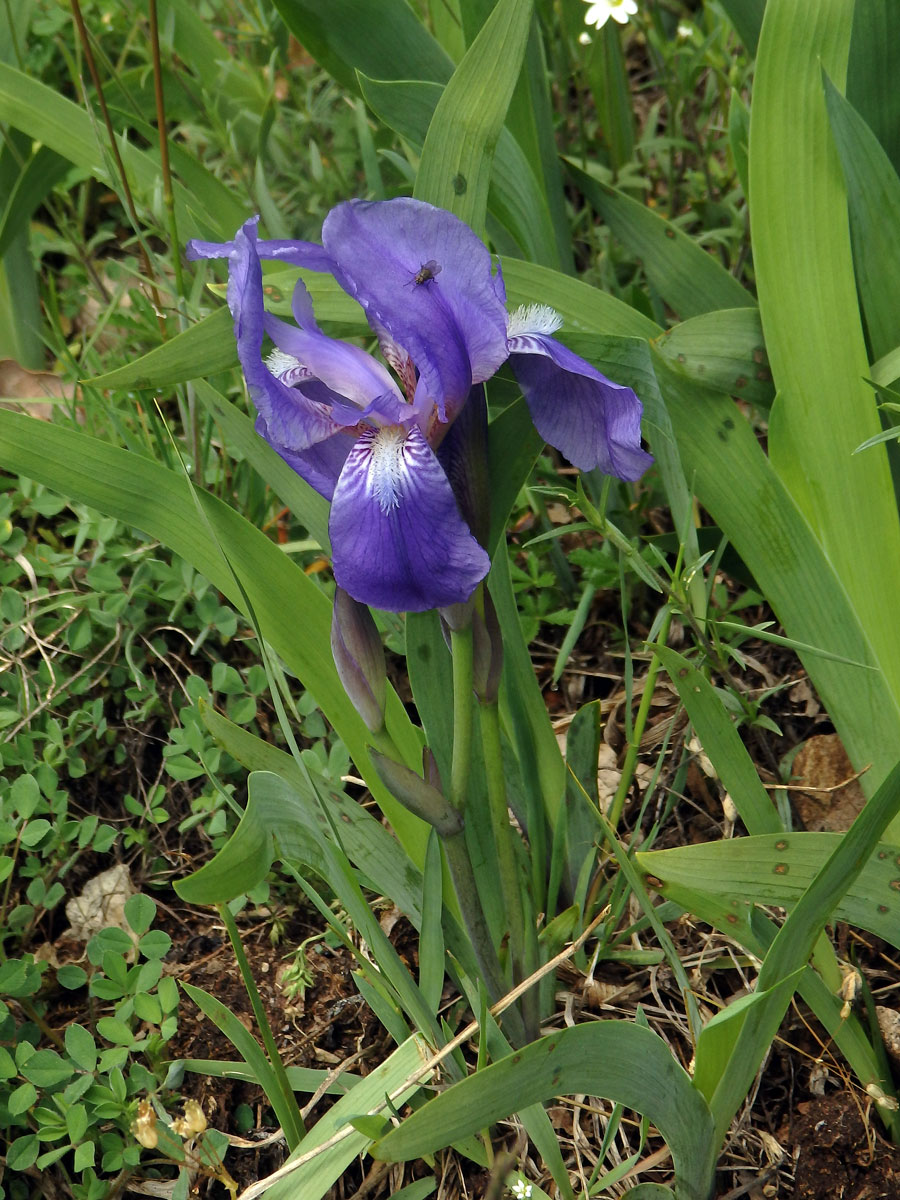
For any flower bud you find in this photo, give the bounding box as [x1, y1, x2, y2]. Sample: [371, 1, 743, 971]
[436, 384, 490, 548]
[331, 587, 386, 733]
[472, 589, 503, 703]
[369, 749, 463, 838]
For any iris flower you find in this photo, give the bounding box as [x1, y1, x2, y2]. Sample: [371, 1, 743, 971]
[187, 198, 651, 613]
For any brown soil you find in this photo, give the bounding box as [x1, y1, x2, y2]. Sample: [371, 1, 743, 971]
[786, 1093, 900, 1200]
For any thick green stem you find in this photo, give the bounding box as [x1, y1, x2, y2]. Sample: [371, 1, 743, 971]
[444, 623, 526, 1044]
[449, 625, 474, 813]
[441, 830, 525, 1047]
[480, 700, 540, 1039]
[479, 701, 525, 976]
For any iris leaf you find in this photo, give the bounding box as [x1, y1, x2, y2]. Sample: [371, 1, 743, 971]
[652, 307, 774, 410]
[750, 0, 900, 718]
[566, 160, 753, 318]
[271, 0, 453, 95]
[373, 1022, 717, 1200]
[414, 0, 534, 234]
[824, 73, 900, 360]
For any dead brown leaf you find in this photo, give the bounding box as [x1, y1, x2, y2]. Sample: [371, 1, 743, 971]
[789, 733, 866, 833]
[0, 358, 75, 421]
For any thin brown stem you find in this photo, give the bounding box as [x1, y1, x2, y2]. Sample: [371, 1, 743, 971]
[69, 0, 166, 337]
[147, 0, 184, 300]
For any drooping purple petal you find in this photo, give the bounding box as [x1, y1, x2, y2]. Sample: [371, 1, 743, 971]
[186, 237, 236, 261]
[508, 330, 652, 480]
[199, 217, 341, 453]
[329, 425, 490, 612]
[321, 198, 509, 423]
[256, 415, 355, 501]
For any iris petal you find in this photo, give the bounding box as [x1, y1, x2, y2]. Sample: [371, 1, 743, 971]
[329, 425, 490, 611]
[322, 198, 509, 422]
[508, 332, 652, 480]
[263, 312, 402, 416]
[186, 231, 334, 274]
[197, 218, 340, 453]
[256, 415, 355, 502]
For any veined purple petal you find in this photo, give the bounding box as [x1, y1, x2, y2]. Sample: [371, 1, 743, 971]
[291, 277, 321, 332]
[186, 237, 235, 260]
[508, 330, 652, 480]
[186, 232, 334, 274]
[264, 312, 403, 412]
[253, 237, 335, 273]
[256, 415, 354, 502]
[329, 425, 490, 612]
[221, 218, 340, 453]
[322, 198, 509, 422]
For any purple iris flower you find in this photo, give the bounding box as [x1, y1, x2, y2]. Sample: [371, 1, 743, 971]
[187, 198, 651, 612]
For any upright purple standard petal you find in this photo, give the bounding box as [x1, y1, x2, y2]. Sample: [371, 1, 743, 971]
[322, 198, 509, 422]
[507, 311, 652, 480]
[329, 425, 490, 612]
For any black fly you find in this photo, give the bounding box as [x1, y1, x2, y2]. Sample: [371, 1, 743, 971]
[412, 259, 442, 286]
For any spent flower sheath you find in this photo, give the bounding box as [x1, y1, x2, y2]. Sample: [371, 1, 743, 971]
[187, 197, 651, 612]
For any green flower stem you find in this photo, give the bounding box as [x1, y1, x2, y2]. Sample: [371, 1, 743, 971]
[444, 622, 526, 1044]
[440, 828, 526, 1047]
[608, 604, 674, 832]
[217, 903, 305, 1147]
[479, 700, 526, 975]
[449, 624, 475, 813]
[480, 699, 540, 1040]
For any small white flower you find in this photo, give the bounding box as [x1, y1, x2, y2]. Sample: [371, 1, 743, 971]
[677, 21, 694, 40]
[582, 0, 638, 30]
[578, 31, 593, 45]
[510, 1182, 533, 1200]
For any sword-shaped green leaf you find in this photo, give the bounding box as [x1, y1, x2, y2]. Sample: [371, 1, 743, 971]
[373, 1023, 717, 1200]
[653, 308, 774, 409]
[271, 0, 453, 95]
[750, 0, 900, 710]
[414, 0, 534, 233]
[566, 161, 753, 318]
[824, 74, 900, 360]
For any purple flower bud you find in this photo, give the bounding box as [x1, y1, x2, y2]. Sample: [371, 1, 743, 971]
[330, 588, 386, 733]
